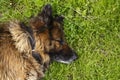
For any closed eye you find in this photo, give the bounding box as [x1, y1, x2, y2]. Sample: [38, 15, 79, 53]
[53, 39, 64, 45]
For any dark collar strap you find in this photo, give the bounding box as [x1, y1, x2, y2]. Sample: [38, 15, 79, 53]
[32, 51, 42, 64]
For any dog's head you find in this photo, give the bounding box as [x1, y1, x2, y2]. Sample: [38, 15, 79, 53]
[48, 15, 77, 64]
[30, 4, 77, 64]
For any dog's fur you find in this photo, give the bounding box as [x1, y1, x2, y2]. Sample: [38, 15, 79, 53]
[0, 22, 44, 80]
[0, 4, 77, 80]
[29, 4, 77, 64]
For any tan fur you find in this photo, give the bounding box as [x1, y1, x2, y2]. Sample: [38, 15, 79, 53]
[0, 22, 44, 80]
[9, 21, 32, 53]
[33, 28, 50, 68]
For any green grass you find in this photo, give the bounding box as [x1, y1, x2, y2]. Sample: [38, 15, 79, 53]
[0, 0, 120, 80]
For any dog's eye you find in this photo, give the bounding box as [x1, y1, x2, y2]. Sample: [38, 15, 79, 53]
[59, 40, 64, 45]
[54, 39, 64, 45]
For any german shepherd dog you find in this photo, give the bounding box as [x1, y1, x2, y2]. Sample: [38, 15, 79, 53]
[29, 4, 77, 64]
[0, 4, 77, 80]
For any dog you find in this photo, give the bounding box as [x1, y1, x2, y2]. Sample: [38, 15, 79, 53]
[0, 4, 77, 80]
[29, 4, 77, 65]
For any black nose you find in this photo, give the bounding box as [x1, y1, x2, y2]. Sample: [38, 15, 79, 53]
[72, 52, 78, 61]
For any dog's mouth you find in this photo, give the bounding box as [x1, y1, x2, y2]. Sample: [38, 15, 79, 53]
[54, 56, 77, 64]
[49, 51, 78, 64]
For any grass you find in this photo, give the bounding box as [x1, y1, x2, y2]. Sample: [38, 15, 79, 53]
[0, 0, 120, 80]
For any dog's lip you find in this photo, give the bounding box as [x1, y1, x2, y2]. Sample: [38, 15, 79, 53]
[55, 59, 74, 64]
[54, 55, 77, 64]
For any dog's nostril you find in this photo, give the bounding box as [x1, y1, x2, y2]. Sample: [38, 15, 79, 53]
[72, 53, 78, 60]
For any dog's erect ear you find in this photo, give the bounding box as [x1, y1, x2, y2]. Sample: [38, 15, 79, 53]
[29, 16, 45, 30]
[30, 4, 53, 30]
[38, 4, 53, 25]
[54, 15, 64, 23]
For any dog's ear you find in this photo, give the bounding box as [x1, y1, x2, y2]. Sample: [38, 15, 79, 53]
[30, 4, 53, 30]
[53, 15, 64, 30]
[54, 15, 64, 23]
[29, 16, 45, 30]
[38, 4, 53, 25]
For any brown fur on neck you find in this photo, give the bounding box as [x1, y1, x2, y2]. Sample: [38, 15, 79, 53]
[0, 22, 44, 80]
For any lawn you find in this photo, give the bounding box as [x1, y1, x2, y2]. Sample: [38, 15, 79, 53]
[0, 0, 120, 80]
